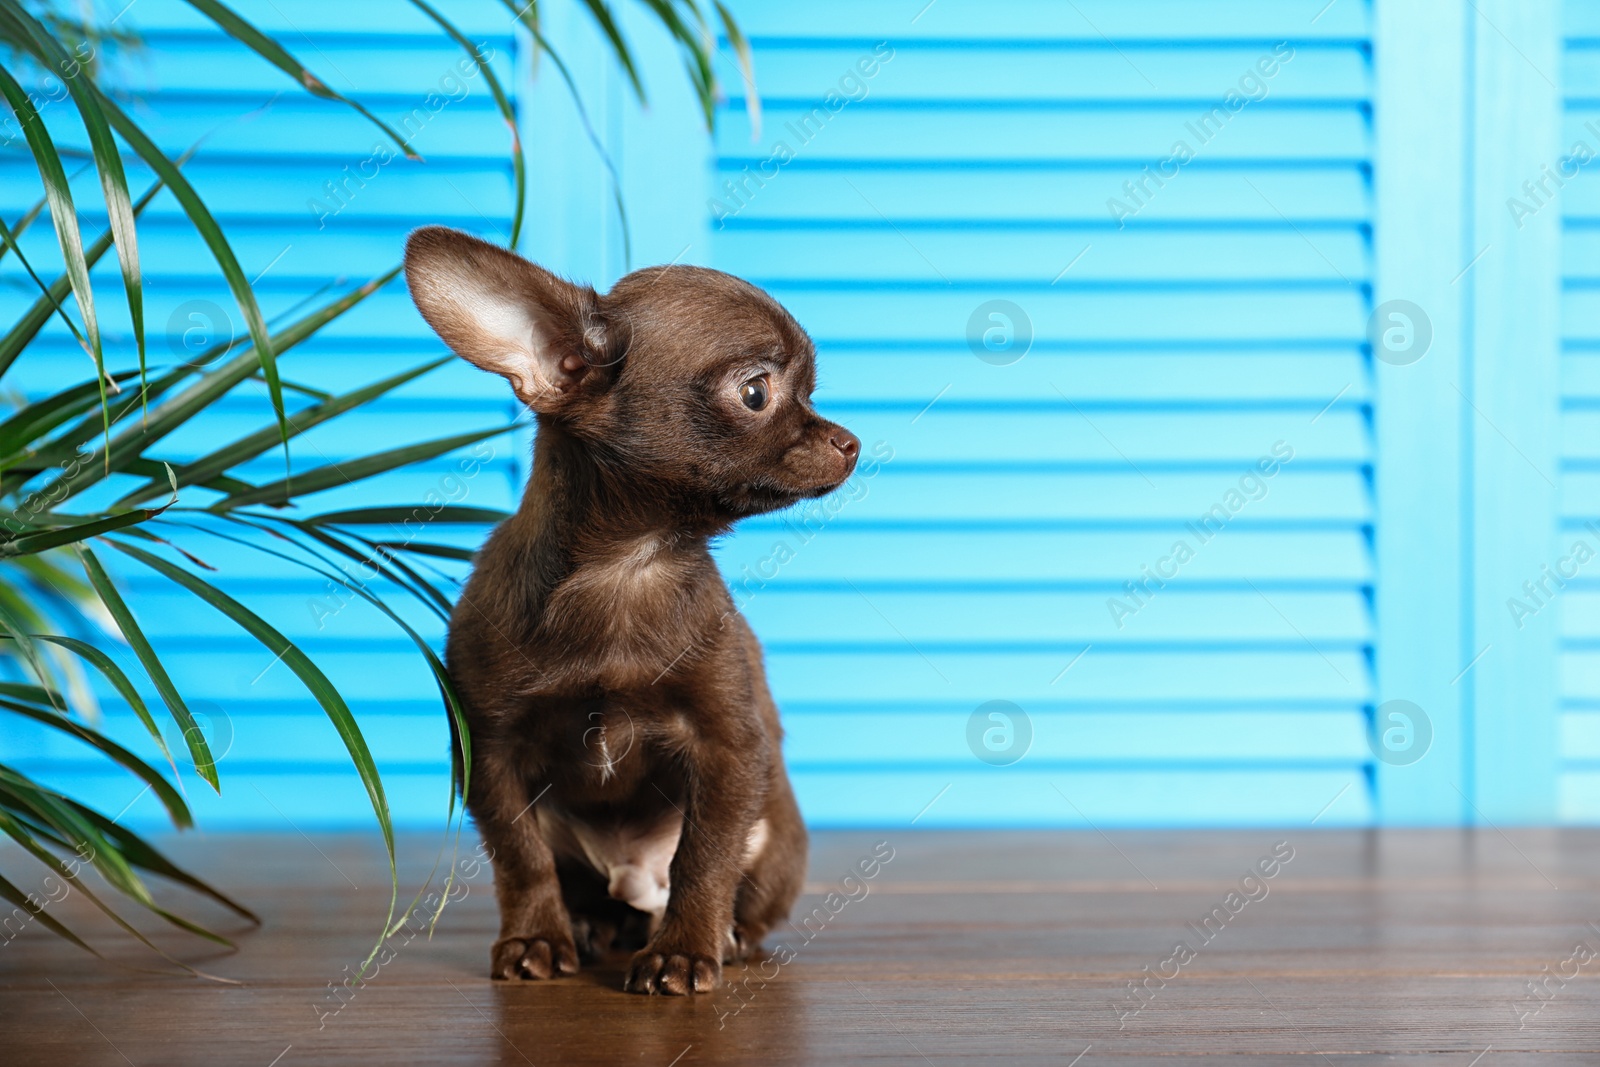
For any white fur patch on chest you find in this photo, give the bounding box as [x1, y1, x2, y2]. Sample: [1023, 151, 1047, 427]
[537, 808, 770, 925]
[538, 807, 680, 920]
[567, 535, 676, 604]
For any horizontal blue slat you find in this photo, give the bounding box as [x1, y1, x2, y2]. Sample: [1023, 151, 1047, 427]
[730, 0, 1369, 41]
[813, 350, 1370, 404]
[709, 166, 1371, 223]
[717, 104, 1371, 163]
[714, 227, 1370, 283]
[773, 287, 1369, 342]
[734, 44, 1365, 103]
[791, 768, 1371, 828]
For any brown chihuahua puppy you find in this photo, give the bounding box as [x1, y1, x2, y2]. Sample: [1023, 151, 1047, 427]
[403, 227, 859, 995]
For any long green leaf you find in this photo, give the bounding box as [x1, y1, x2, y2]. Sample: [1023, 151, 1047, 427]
[0, 698, 190, 828]
[198, 513, 472, 938]
[0, 370, 185, 506]
[0, 371, 141, 462]
[0, 681, 60, 706]
[0, 866, 97, 956]
[307, 505, 509, 526]
[575, 0, 645, 101]
[501, 0, 538, 36]
[358, 541, 455, 614]
[181, 0, 420, 160]
[0, 594, 61, 711]
[117, 525, 221, 571]
[0, 805, 235, 962]
[526, 23, 633, 265]
[76, 545, 217, 790]
[3, 479, 174, 555]
[58, 800, 258, 923]
[13, 372, 168, 467]
[81, 85, 286, 450]
[497, 0, 635, 258]
[32, 269, 399, 507]
[0, 211, 90, 353]
[0, 63, 104, 408]
[0, 1, 147, 403]
[35, 634, 176, 778]
[208, 425, 514, 511]
[713, 0, 760, 138]
[115, 357, 451, 509]
[104, 537, 397, 939]
[369, 540, 476, 562]
[8, 367, 200, 483]
[0, 768, 157, 905]
[271, 375, 332, 402]
[636, 0, 716, 128]
[0, 159, 174, 382]
[277, 520, 454, 620]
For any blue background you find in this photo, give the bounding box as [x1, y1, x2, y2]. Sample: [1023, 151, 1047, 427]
[3, 0, 1591, 829]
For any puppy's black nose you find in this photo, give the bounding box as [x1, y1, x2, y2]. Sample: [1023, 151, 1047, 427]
[830, 430, 860, 459]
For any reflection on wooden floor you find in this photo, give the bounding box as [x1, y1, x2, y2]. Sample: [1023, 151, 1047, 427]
[3, 828, 1599, 1065]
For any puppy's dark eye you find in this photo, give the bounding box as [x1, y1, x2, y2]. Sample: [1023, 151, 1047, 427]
[739, 375, 770, 412]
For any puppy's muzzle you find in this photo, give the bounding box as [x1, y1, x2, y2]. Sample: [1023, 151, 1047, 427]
[816, 423, 860, 489]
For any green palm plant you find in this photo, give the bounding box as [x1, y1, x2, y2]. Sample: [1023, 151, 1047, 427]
[0, 0, 753, 974]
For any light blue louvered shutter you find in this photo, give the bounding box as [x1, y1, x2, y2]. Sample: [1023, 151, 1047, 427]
[5, 1, 1383, 830]
[706, 0, 1377, 825]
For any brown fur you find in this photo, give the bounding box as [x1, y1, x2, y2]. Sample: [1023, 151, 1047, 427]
[403, 227, 859, 995]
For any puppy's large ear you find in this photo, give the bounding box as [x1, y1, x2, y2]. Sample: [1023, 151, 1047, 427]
[404, 226, 617, 411]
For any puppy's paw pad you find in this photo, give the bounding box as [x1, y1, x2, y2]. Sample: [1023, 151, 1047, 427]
[623, 949, 720, 995]
[491, 935, 579, 980]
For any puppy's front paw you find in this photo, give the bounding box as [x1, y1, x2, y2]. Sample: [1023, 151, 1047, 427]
[491, 934, 579, 980]
[623, 946, 720, 995]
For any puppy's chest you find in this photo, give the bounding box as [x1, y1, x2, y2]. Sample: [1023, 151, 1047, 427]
[546, 536, 718, 662]
[567, 701, 671, 794]
[564, 534, 692, 607]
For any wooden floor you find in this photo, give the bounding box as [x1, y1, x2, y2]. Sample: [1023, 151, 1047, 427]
[4, 828, 1600, 1065]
